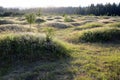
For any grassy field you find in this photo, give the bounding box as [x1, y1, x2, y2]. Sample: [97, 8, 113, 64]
[0, 15, 120, 80]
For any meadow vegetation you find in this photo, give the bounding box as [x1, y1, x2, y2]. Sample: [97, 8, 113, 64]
[0, 15, 120, 80]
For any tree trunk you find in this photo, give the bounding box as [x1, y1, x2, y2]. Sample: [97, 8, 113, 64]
[30, 24, 31, 32]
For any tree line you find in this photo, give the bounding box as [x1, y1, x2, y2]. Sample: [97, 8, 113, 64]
[77, 3, 120, 16]
[0, 3, 120, 16]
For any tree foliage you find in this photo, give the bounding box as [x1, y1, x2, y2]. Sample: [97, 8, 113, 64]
[0, 3, 120, 16]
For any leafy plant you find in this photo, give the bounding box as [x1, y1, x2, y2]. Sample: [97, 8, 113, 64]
[64, 15, 72, 22]
[44, 27, 55, 42]
[25, 13, 36, 31]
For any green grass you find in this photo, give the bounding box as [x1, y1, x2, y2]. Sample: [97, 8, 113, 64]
[70, 43, 120, 80]
[0, 16, 120, 80]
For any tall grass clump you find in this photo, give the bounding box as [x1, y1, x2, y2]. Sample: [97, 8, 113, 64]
[0, 33, 70, 64]
[71, 27, 120, 43]
[44, 27, 55, 42]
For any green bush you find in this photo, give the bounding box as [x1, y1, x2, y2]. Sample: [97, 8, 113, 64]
[72, 27, 120, 42]
[25, 13, 36, 31]
[0, 33, 70, 64]
[44, 27, 55, 42]
[64, 15, 73, 22]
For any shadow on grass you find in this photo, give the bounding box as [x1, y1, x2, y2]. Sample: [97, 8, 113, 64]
[0, 58, 76, 80]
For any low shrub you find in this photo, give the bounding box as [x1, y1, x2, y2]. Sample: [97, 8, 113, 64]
[0, 33, 70, 64]
[64, 15, 74, 22]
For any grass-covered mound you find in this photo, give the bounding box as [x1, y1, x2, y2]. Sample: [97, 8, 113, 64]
[0, 20, 14, 24]
[71, 27, 120, 43]
[0, 24, 34, 33]
[54, 16, 62, 19]
[0, 33, 70, 64]
[74, 22, 103, 30]
[35, 18, 46, 23]
[107, 22, 120, 28]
